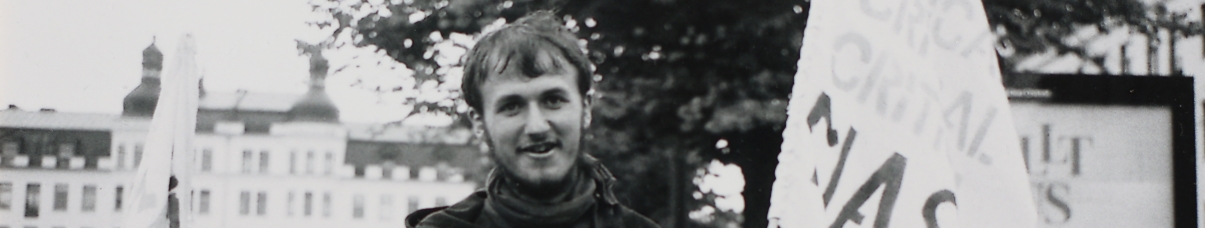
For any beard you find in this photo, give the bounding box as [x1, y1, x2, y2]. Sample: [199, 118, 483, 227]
[495, 160, 581, 200]
[485, 134, 585, 200]
[479, 115, 590, 200]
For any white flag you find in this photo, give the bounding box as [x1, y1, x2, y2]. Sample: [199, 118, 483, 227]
[123, 34, 199, 228]
[768, 0, 1037, 227]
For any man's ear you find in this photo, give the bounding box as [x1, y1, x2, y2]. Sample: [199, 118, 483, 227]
[470, 110, 492, 152]
[469, 110, 487, 140]
[582, 96, 593, 128]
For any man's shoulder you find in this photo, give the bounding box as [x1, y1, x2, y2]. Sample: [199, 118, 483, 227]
[405, 191, 487, 228]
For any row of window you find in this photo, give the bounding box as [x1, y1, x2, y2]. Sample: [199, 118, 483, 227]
[112, 143, 144, 170]
[117, 144, 341, 175]
[232, 190, 447, 220]
[0, 183, 124, 218]
[1, 141, 101, 169]
[236, 150, 337, 175]
[1, 182, 451, 221]
[2, 141, 77, 158]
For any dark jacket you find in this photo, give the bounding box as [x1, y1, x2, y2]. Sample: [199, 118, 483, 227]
[405, 157, 660, 228]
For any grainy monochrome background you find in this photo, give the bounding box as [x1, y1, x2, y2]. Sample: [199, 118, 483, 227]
[0, 0, 1203, 228]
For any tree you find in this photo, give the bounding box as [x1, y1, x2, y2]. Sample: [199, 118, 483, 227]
[983, 0, 1203, 75]
[308, 0, 807, 227]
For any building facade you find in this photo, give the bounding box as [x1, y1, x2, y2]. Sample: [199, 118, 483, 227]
[0, 42, 482, 228]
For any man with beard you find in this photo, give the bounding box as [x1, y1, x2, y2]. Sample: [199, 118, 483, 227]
[404, 11, 660, 228]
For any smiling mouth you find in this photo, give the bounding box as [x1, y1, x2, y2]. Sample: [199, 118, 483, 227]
[518, 141, 561, 158]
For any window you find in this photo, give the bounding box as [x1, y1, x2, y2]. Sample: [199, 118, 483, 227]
[0, 182, 11, 210]
[352, 194, 364, 219]
[2, 141, 17, 155]
[25, 183, 39, 218]
[201, 149, 213, 172]
[435, 197, 447, 207]
[82, 185, 96, 212]
[259, 151, 269, 174]
[114, 186, 123, 211]
[199, 190, 210, 214]
[409, 168, 420, 179]
[322, 192, 331, 217]
[256, 192, 267, 216]
[116, 145, 125, 169]
[58, 143, 74, 157]
[306, 151, 315, 174]
[242, 150, 253, 173]
[287, 192, 294, 216]
[52, 184, 66, 211]
[133, 144, 144, 168]
[239, 191, 250, 215]
[304, 192, 313, 216]
[382, 165, 393, 179]
[289, 151, 296, 174]
[380, 195, 392, 221]
[56, 143, 74, 169]
[407, 196, 419, 213]
[2, 142, 18, 166]
[324, 152, 333, 175]
[354, 166, 365, 178]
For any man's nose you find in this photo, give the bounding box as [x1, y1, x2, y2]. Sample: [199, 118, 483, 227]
[523, 103, 552, 141]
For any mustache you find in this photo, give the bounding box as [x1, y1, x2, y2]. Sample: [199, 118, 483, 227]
[516, 140, 562, 152]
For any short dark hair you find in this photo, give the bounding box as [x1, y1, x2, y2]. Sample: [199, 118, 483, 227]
[461, 11, 593, 113]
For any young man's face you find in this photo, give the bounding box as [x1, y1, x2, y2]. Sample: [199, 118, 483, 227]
[476, 52, 587, 188]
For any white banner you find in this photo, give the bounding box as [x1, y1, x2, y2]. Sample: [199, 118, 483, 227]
[768, 0, 1037, 227]
[123, 34, 199, 228]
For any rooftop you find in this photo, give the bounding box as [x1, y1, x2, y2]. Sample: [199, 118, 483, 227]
[199, 91, 301, 113]
[344, 123, 473, 144]
[0, 109, 132, 131]
[0, 108, 471, 144]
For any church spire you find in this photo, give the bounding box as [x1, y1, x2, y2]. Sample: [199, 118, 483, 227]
[123, 38, 163, 117]
[287, 41, 340, 122]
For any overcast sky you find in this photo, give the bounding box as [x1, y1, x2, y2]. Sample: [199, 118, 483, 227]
[0, 0, 427, 124]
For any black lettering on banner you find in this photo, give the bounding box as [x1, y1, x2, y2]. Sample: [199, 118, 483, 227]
[807, 93, 840, 146]
[856, 57, 887, 103]
[859, 0, 892, 20]
[931, 0, 973, 50]
[966, 107, 996, 156]
[823, 129, 859, 206]
[831, 34, 874, 91]
[943, 91, 972, 150]
[922, 190, 956, 228]
[830, 153, 907, 228]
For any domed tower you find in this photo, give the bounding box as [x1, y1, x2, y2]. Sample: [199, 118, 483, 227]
[123, 40, 163, 117]
[287, 49, 340, 122]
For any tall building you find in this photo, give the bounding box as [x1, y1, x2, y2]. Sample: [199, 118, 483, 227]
[0, 42, 482, 228]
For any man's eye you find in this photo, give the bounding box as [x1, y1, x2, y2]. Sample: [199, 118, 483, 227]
[543, 96, 568, 109]
[497, 103, 521, 115]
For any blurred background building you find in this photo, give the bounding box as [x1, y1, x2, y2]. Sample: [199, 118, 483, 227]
[0, 42, 484, 228]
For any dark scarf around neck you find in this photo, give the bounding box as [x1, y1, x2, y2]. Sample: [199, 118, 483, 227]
[481, 155, 619, 227]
